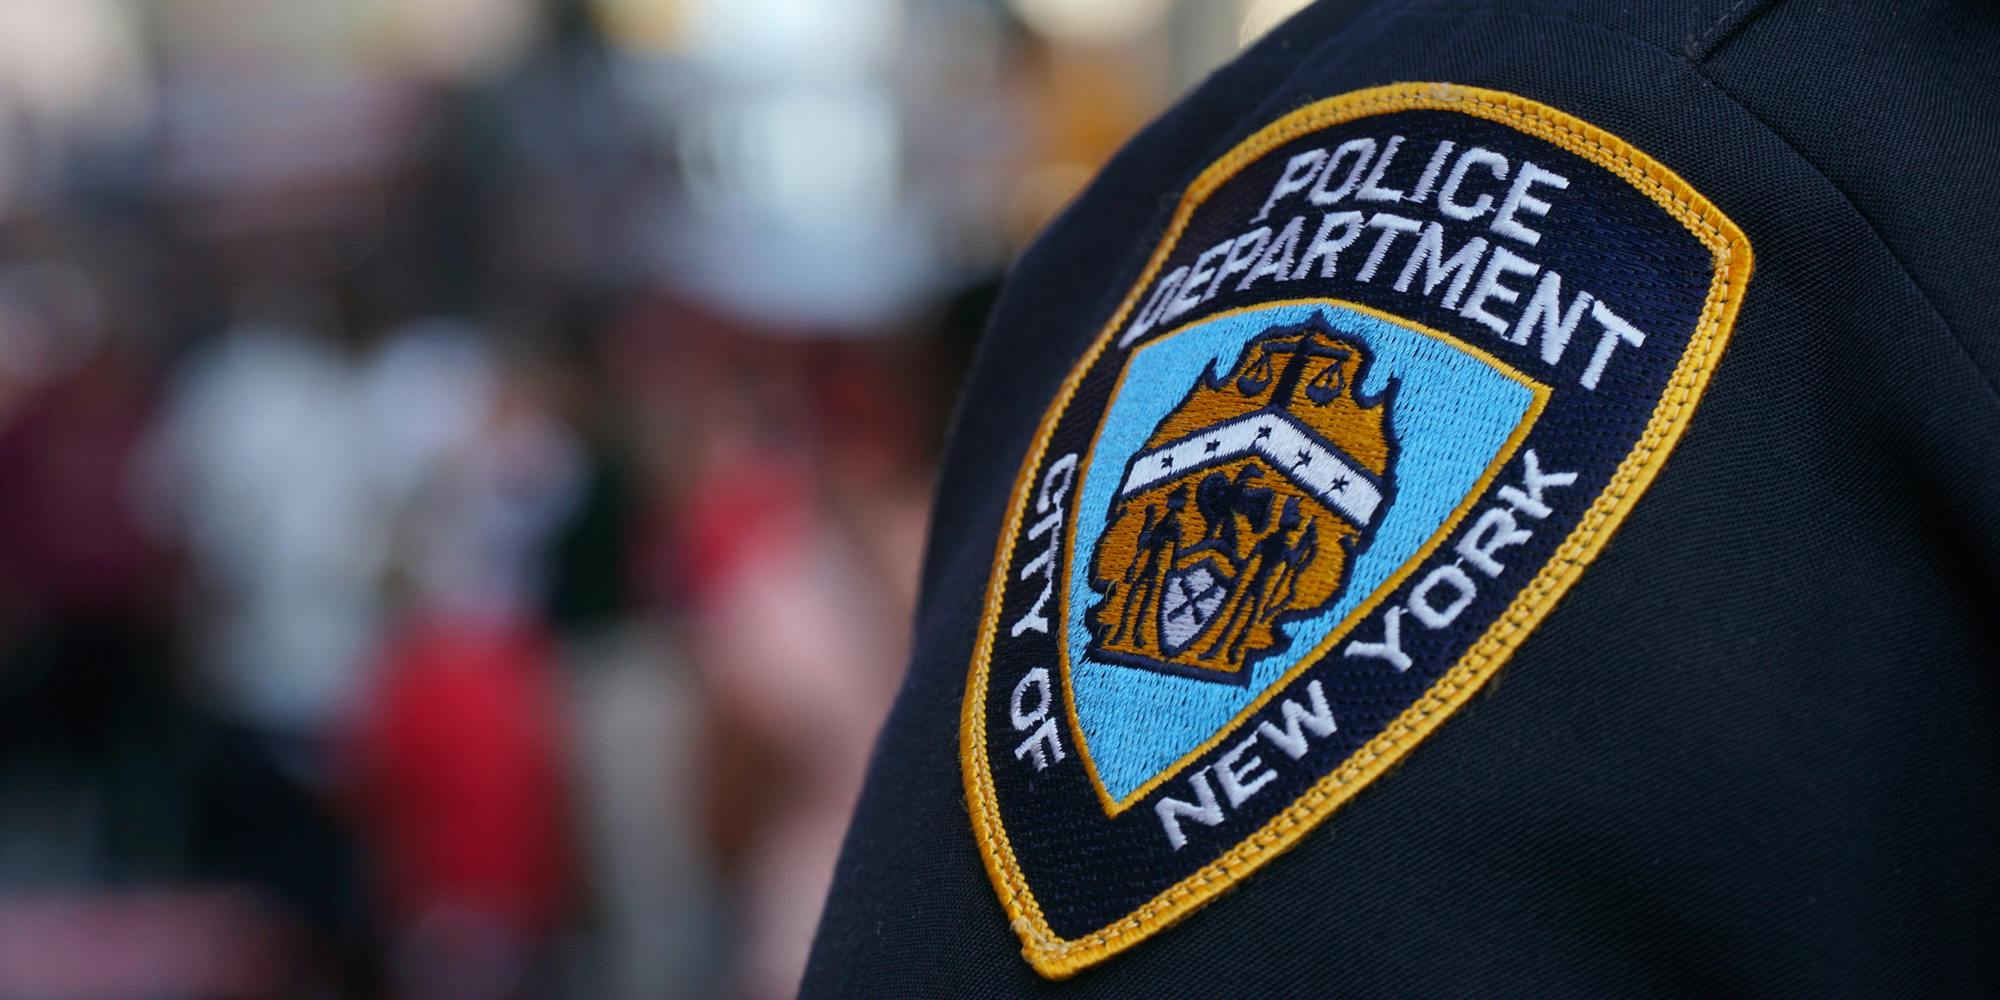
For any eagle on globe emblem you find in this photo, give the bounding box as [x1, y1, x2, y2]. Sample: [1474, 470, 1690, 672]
[1086, 317, 1398, 683]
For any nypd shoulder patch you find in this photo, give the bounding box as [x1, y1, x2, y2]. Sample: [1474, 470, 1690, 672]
[962, 83, 1751, 977]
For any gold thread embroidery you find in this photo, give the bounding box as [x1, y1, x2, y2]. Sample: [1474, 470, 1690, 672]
[1060, 299, 1547, 816]
[958, 82, 1753, 979]
[1085, 325, 1392, 681]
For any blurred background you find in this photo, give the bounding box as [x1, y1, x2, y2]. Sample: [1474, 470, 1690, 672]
[0, 0, 1307, 996]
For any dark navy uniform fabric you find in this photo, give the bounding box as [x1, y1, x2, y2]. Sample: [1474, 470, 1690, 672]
[803, 2, 2000, 995]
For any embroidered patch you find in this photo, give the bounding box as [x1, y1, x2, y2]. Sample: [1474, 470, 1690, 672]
[961, 83, 1750, 977]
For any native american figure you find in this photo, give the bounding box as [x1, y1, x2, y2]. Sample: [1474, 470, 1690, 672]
[1087, 318, 1397, 682]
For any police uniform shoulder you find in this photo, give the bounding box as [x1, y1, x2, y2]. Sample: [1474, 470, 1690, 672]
[805, 2, 2000, 995]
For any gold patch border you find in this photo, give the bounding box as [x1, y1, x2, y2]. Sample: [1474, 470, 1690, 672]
[1057, 299, 1550, 817]
[959, 82, 1753, 979]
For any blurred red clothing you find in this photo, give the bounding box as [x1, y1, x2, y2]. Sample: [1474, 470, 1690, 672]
[0, 353, 165, 623]
[342, 615, 572, 941]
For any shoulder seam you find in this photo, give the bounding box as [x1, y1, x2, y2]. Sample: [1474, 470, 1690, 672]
[1684, 0, 1784, 63]
[1683, 61, 2000, 408]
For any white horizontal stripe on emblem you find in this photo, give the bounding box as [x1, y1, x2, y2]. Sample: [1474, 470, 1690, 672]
[1118, 412, 1384, 527]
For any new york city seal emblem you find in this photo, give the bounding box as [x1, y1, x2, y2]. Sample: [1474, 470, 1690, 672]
[1088, 321, 1395, 683]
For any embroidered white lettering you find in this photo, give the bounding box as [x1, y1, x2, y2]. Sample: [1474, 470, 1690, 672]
[1239, 215, 1307, 291]
[1010, 667, 1066, 771]
[1510, 270, 1593, 364]
[1256, 679, 1337, 759]
[1010, 453, 1079, 637]
[1205, 227, 1274, 301]
[1254, 149, 1329, 223]
[1307, 137, 1378, 206]
[1459, 245, 1540, 335]
[1393, 221, 1489, 308]
[1291, 210, 1366, 280]
[1156, 771, 1225, 850]
[1580, 299, 1647, 390]
[1455, 507, 1533, 577]
[1158, 681, 1341, 848]
[1491, 160, 1569, 245]
[1343, 605, 1413, 672]
[1164, 239, 1234, 322]
[1355, 212, 1422, 282]
[1121, 265, 1191, 346]
[1408, 139, 1456, 203]
[1214, 735, 1276, 808]
[1437, 146, 1509, 221]
[1355, 135, 1410, 203]
[1346, 450, 1578, 672]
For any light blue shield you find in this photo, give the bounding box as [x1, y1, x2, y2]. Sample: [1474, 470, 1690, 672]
[1063, 301, 1539, 803]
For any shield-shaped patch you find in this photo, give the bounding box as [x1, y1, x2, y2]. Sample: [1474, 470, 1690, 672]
[962, 83, 1751, 978]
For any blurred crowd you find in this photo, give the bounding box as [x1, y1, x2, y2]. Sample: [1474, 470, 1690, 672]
[0, 0, 1296, 997]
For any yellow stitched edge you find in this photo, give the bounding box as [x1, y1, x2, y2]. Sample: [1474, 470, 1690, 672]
[957, 82, 1753, 980]
[1056, 298, 1551, 817]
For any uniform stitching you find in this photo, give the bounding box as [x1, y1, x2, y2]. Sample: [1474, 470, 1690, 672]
[981, 83, 1740, 963]
[958, 82, 1752, 977]
[1684, 0, 1781, 63]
